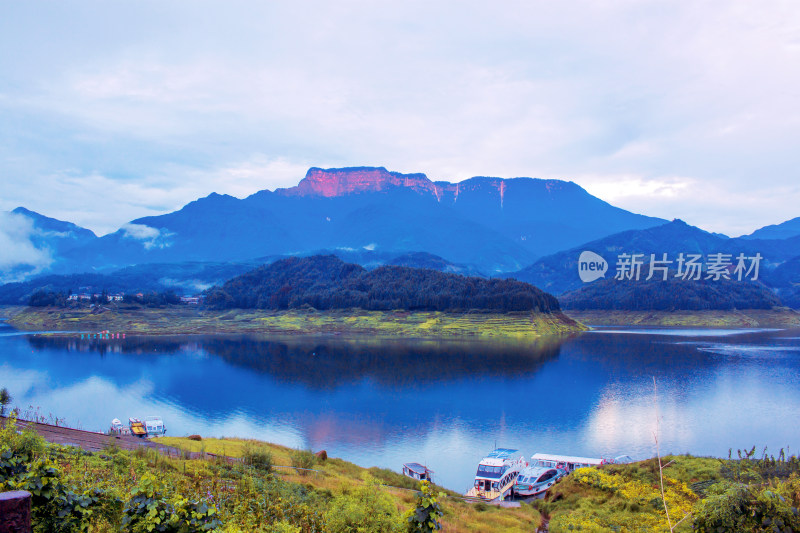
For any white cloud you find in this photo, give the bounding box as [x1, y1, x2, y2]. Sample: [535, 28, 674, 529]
[1, 1, 799, 235]
[121, 223, 174, 250]
[0, 212, 53, 283]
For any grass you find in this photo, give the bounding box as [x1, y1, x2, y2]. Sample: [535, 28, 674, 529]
[153, 436, 543, 532]
[1, 304, 586, 339]
[536, 455, 724, 532]
[565, 307, 800, 327]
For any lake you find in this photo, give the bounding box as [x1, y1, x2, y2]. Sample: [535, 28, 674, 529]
[1, 320, 799, 492]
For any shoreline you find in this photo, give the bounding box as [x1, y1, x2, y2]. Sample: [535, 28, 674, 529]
[0, 304, 587, 339]
[564, 307, 800, 327]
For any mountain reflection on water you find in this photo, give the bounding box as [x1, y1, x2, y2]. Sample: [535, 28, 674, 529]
[25, 334, 565, 388]
[3, 325, 800, 491]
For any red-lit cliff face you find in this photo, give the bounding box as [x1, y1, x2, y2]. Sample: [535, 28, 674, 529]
[276, 167, 445, 198]
[276, 166, 572, 208]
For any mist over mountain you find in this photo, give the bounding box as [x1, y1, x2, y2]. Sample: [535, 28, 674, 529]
[0, 207, 98, 283]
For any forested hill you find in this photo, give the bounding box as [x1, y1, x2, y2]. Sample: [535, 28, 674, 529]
[205, 255, 561, 313]
[559, 276, 781, 311]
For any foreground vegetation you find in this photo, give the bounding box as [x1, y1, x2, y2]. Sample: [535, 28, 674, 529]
[0, 416, 541, 532]
[538, 449, 800, 532]
[1, 304, 585, 339]
[3, 415, 800, 532]
[565, 308, 800, 327]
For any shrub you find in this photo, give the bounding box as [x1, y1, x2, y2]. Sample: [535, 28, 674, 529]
[404, 480, 444, 532]
[693, 480, 800, 532]
[242, 445, 273, 473]
[290, 449, 316, 476]
[324, 477, 403, 533]
[122, 474, 221, 533]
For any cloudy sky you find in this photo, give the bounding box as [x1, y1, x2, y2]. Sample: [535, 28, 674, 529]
[1, 1, 799, 237]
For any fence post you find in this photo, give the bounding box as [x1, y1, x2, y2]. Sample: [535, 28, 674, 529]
[0, 490, 32, 533]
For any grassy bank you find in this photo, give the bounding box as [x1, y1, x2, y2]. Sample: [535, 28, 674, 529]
[4, 417, 800, 532]
[0, 304, 586, 339]
[0, 417, 542, 532]
[565, 307, 800, 327]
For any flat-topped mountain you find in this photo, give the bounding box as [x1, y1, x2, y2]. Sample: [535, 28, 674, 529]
[45, 166, 665, 275]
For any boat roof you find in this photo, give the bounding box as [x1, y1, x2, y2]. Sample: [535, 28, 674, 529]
[403, 463, 433, 474]
[531, 453, 602, 465]
[485, 448, 519, 460]
[519, 465, 557, 479]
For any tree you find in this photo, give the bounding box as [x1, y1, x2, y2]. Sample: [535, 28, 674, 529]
[0, 387, 11, 416]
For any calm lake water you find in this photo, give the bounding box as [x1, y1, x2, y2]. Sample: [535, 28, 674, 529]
[2, 320, 799, 492]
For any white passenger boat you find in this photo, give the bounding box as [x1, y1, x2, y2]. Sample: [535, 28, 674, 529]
[465, 448, 527, 501]
[529, 453, 603, 473]
[144, 416, 167, 436]
[514, 453, 631, 497]
[514, 464, 566, 497]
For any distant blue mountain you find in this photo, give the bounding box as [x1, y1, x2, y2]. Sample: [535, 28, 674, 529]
[509, 219, 800, 296]
[11, 206, 97, 255]
[54, 166, 665, 275]
[742, 216, 800, 240]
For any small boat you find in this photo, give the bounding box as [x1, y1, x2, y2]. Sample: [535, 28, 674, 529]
[514, 464, 566, 497]
[144, 416, 167, 436]
[129, 417, 147, 438]
[403, 463, 433, 482]
[465, 448, 527, 501]
[109, 418, 130, 436]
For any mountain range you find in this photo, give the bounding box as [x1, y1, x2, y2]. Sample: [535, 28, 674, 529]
[8, 166, 666, 277]
[4, 165, 800, 309]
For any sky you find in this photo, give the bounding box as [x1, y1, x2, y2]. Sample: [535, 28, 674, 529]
[1, 1, 799, 238]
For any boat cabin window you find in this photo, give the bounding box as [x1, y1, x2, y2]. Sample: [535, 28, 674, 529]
[539, 470, 556, 482]
[476, 465, 502, 477]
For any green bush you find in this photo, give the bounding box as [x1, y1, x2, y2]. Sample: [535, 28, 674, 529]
[404, 480, 444, 532]
[290, 449, 316, 475]
[242, 445, 273, 473]
[0, 417, 119, 533]
[693, 480, 800, 532]
[324, 478, 403, 533]
[121, 474, 221, 533]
